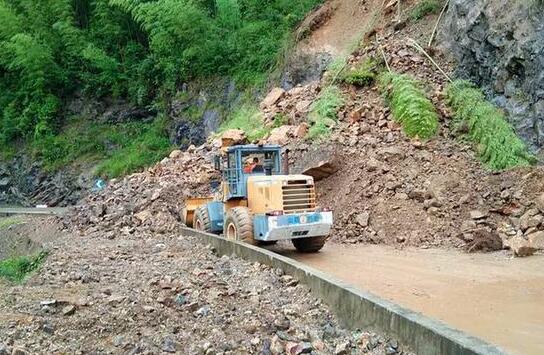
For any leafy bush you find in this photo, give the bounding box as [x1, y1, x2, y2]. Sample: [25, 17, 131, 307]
[94, 118, 173, 178]
[379, 72, 439, 139]
[445, 80, 536, 170]
[0, 251, 48, 282]
[0, 0, 324, 165]
[220, 104, 270, 142]
[307, 86, 344, 140]
[410, 0, 442, 21]
[32, 118, 173, 176]
[341, 57, 380, 87]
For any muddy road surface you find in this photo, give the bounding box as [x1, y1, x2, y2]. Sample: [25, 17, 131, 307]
[272, 242, 544, 355]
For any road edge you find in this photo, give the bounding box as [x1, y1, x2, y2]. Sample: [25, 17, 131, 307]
[181, 227, 504, 355]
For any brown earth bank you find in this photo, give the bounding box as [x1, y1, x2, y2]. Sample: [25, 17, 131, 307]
[260, 0, 544, 255]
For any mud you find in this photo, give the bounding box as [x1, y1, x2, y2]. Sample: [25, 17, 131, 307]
[274, 242, 544, 354]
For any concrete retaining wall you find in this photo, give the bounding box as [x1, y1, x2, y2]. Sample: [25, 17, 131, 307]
[181, 227, 504, 355]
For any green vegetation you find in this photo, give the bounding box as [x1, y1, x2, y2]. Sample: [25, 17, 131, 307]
[379, 72, 439, 140]
[95, 119, 173, 178]
[272, 113, 289, 128]
[341, 57, 381, 87]
[307, 86, 344, 140]
[0, 216, 23, 229]
[0, 251, 48, 282]
[31, 117, 172, 178]
[410, 0, 442, 21]
[220, 104, 269, 142]
[324, 55, 349, 84]
[0, 0, 324, 173]
[445, 80, 535, 170]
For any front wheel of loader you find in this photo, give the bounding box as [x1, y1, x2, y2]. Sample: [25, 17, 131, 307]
[193, 206, 212, 233]
[292, 236, 327, 253]
[224, 207, 257, 245]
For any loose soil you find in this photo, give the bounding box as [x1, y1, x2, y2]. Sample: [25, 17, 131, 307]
[0, 218, 406, 353]
[298, 0, 376, 56]
[0, 216, 57, 261]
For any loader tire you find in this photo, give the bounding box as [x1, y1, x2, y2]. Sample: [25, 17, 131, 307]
[292, 236, 327, 253]
[193, 206, 212, 233]
[224, 207, 256, 245]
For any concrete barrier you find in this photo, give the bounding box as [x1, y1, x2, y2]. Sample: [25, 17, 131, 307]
[181, 227, 505, 355]
[0, 207, 68, 216]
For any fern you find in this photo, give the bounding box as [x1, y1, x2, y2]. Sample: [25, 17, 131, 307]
[216, 0, 242, 29]
[410, 0, 442, 21]
[0, 1, 22, 40]
[341, 57, 380, 87]
[378, 72, 439, 139]
[446, 80, 536, 170]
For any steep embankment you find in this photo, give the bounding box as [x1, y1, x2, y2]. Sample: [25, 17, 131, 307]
[260, 0, 544, 255]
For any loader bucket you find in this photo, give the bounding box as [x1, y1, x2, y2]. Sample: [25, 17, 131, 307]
[181, 197, 213, 227]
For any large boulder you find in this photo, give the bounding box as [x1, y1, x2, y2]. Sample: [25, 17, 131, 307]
[260, 88, 285, 109]
[509, 235, 536, 257]
[221, 129, 247, 148]
[528, 231, 544, 250]
[267, 126, 296, 146]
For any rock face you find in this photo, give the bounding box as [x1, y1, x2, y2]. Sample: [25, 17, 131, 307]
[442, 0, 544, 153]
[0, 156, 85, 207]
[170, 80, 237, 149]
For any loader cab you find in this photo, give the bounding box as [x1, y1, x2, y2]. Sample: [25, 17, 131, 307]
[224, 145, 281, 200]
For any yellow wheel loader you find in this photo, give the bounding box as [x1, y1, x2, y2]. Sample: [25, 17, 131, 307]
[182, 144, 333, 252]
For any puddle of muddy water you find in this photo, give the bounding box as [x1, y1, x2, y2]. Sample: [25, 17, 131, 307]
[268, 241, 544, 355]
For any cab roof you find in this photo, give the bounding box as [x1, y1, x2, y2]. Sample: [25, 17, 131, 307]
[226, 144, 282, 153]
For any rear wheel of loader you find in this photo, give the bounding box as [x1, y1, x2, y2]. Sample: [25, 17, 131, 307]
[193, 206, 212, 233]
[224, 207, 257, 245]
[292, 236, 327, 253]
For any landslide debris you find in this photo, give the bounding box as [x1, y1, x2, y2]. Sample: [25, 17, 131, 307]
[0, 134, 407, 354]
[1, 219, 405, 354]
[257, 1, 544, 256]
[65, 146, 218, 238]
[1, 148, 408, 355]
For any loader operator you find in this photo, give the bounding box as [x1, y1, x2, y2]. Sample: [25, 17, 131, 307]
[244, 157, 262, 173]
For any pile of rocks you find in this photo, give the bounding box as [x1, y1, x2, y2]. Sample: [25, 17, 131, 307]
[260, 84, 320, 126]
[497, 193, 544, 256]
[282, 33, 544, 256]
[64, 145, 218, 239]
[0, 223, 406, 354]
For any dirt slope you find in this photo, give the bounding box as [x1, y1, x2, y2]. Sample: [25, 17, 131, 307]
[298, 0, 377, 56]
[267, 0, 544, 254]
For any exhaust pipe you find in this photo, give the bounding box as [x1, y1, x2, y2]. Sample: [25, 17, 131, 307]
[282, 149, 290, 175]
